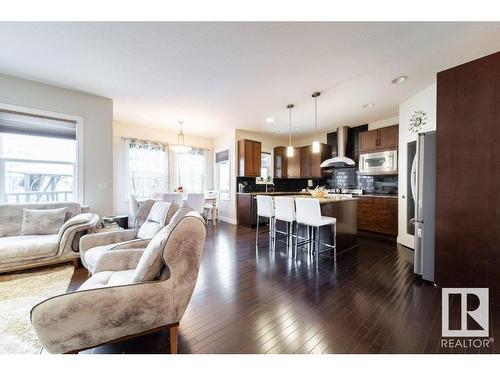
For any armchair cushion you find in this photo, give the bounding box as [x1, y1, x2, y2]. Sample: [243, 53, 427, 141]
[132, 207, 192, 283]
[92, 248, 145, 274]
[21, 207, 66, 235]
[78, 269, 135, 290]
[136, 202, 177, 240]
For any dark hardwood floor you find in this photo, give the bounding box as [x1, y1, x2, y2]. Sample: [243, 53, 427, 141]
[68, 223, 500, 354]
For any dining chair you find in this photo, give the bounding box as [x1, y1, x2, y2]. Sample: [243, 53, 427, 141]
[163, 193, 184, 207]
[186, 193, 205, 215]
[204, 190, 219, 225]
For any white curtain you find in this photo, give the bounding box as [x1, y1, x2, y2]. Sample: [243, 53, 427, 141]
[125, 138, 169, 199]
[175, 149, 206, 193]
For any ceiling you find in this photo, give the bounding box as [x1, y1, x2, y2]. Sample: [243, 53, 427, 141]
[1, 22, 500, 139]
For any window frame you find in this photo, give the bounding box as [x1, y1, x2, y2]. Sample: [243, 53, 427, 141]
[215, 148, 230, 201]
[0, 102, 84, 204]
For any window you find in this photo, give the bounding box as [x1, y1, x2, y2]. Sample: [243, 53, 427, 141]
[216, 149, 230, 201]
[0, 110, 77, 203]
[261, 152, 271, 178]
[175, 150, 206, 193]
[127, 140, 169, 199]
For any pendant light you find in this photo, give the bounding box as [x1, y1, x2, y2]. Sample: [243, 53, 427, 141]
[171, 121, 192, 153]
[312, 91, 321, 153]
[286, 104, 294, 157]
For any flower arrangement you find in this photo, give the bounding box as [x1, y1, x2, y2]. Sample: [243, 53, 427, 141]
[175, 186, 184, 193]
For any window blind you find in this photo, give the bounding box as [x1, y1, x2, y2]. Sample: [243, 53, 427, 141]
[0, 110, 77, 139]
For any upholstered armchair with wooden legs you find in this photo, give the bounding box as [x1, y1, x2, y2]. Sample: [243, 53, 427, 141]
[30, 211, 206, 354]
[79, 201, 179, 275]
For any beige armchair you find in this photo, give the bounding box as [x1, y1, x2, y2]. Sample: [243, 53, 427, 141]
[31, 211, 206, 354]
[79, 202, 178, 274]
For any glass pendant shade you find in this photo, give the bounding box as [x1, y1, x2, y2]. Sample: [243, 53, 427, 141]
[286, 145, 294, 157]
[312, 140, 320, 153]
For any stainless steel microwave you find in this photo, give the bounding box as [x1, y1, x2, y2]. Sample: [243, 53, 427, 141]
[359, 150, 398, 175]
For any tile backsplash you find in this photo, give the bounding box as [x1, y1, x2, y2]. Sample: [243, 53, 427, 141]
[330, 167, 398, 195]
[237, 176, 328, 193]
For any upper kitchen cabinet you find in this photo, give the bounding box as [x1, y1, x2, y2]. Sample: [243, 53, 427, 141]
[274, 144, 331, 178]
[238, 139, 262, 177]
[301, 144, 332, 178]
[359, 125, 399, 153]
[287, 147, 302, 178]
[273, 146, 287, 178]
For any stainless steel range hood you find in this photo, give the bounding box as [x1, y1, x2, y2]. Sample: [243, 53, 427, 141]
[320, 126, 356, 168]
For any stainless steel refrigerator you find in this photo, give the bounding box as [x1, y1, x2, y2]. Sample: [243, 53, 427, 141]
[410, 131, 436, 282]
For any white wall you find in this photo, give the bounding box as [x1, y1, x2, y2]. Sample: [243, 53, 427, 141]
[113, 121, 213, 215]
[0, 73, 113, 216]
[397, 82, 437, 248]
[368, 116, 399, 131]
[292, 132, 328, 147]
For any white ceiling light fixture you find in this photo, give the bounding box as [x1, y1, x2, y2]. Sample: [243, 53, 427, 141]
[170, 121, 192, 153]
[311, 91, 321, 153]
[265, 117, 275, 123]
[286, 104, 294, 158]
[391, 75, 408, 84]
[363, 103, 375, 109]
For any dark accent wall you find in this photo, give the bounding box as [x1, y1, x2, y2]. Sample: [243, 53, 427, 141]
[435, 51, 500, 300]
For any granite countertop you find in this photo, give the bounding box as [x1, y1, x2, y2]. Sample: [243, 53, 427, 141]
[283, 194, 358, 203]
[236, 191, 310, 196]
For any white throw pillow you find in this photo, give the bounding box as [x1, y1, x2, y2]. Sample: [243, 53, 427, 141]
[21, 207, 67, 235]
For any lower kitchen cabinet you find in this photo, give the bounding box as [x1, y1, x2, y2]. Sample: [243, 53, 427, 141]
[357, 196, 398, 236]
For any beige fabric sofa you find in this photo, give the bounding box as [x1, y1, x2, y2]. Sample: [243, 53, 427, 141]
[0, 202, 100, 274]
[31, 211, 206, 354]
[79, 202, 179, 274]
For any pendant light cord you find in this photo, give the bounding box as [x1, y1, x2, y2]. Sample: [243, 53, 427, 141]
[287, 104, 294, 147]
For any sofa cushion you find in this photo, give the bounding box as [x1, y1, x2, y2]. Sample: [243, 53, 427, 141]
[0, 234, 59, 263]
[0, 202, 82, 237]
[78, 269, 135, 291]
[21, 207, 67, 235]
[136, 202, 177, 240]
[132, 207, 192, 283]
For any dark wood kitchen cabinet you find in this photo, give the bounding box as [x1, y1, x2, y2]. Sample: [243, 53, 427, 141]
[238, 139, 261, 177]
[359, 125, 398, 153]
[357, 196, 398, 236]
[273, 146, 287, 178]
[300, 144, 332, 178]
[287, 147, 302, 178]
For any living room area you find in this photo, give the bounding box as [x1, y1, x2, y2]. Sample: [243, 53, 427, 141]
[2, 2, 500, 374]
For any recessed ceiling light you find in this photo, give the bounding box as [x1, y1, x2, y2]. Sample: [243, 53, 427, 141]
[266, 118, 275, 123]
[363, 103, 374, 109]
[391, 75, 407, 84]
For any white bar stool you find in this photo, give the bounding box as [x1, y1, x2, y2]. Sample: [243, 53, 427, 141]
[273, 196, 296, 258]
[294, 198, 337, 269]
[256, 195, 275, 251]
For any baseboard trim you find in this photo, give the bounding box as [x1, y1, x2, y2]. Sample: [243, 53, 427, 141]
[219, 216, 237, 225]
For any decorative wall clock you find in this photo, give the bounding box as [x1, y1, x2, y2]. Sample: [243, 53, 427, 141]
[409, 110, 427, 133]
